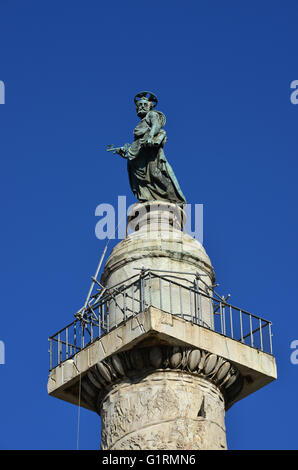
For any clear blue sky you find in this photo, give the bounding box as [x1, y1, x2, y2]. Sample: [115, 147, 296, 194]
[0, 0, 297, 450]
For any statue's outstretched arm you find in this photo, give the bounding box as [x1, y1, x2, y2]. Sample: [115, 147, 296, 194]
[107, 143, 130, 158]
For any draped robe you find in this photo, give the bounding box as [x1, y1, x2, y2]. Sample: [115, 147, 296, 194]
[126, 110, 186, 205]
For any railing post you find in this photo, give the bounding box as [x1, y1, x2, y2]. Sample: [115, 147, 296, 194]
[259, 318, 263, 351]
[106, 301, 110, 332]
[240, 310, 244, 343]
[159, 277, 163, 311]
[269, 322, 273, 354]
[101, 304, 104, 332]
[249, 314, 254, 347]
[49, 338, 52, 370]
[140, 275, 144, 312]
[81, 323, 84, 349]
[58, 333, 61, 365]
[66, 328, 68, 359]
[209, 292, 213, 329]
[189, 283, 193, 323]
[194, 279, 199, 325]
[123, 291, 127, 322]
[199, 292, 203, 327]
[230, 306, 234, 339]
[132, 285, 135, 315]
[74, 322, 77, 350]
[149, 272, 153, 306]
[220, 302, 223, 334]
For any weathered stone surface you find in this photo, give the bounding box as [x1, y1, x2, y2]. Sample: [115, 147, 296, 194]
[100, 371, 227, 450]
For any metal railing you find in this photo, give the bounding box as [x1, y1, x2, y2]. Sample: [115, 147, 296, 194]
[48, 270, 273, 370]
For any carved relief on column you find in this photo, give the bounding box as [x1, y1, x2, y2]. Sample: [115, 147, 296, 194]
[100, 371, 228, 450]
[78, 345, 243, 449]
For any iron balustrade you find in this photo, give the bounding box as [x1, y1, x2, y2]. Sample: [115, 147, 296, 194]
[48, 271, 273, 370]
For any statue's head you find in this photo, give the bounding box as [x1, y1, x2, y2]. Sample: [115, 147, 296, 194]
[134, 91, 158, 118]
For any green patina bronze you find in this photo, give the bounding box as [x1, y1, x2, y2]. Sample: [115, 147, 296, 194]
[107, 91, 186, 205]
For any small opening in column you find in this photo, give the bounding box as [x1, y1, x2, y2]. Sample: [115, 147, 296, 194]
[197, 398, 206, 418]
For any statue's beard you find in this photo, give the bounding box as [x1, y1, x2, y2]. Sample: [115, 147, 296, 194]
[137, 110, 147, 118]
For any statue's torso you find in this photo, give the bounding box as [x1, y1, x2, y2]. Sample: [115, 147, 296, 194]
[134, 117, 150, 139]
[128, 111, 166, 162]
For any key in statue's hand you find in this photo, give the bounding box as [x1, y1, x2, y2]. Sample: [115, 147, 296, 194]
[107, 144, 129, 158]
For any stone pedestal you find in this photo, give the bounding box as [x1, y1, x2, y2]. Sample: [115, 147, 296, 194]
[101, 202, 215, 330]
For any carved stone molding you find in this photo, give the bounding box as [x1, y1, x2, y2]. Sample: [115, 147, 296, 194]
[79, 345, 243, 412]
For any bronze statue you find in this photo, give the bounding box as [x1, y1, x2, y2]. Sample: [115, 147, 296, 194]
[107, 91, 186, 205]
